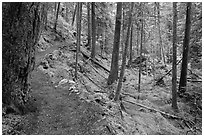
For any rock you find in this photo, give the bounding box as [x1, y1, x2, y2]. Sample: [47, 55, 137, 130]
[58, 79, 68, 86]
[68, 80, 75, 84]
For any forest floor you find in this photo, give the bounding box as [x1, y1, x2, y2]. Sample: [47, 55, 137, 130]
[2, 14, 202, 135]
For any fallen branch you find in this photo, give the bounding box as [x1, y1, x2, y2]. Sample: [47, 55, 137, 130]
[124, 99, 199, 130]
[124, 100, 183, 119]
[187, 80, 202, 83]
[188, 69, 202, 79]
[86, 60, 108, 80]
[156, 58, 182, 83]
[130, 67, 137, 76]
[121, 92, 138, 100]
[80, 46, 110, 73]
[82, 72, 105, 91]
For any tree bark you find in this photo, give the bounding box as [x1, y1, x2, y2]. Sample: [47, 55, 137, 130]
[54, 2, 60, 31]
[107, 2, 122, 85]
[72, 3, 77, 26]
[2, 2, 43, 113]
[172, 2, 178, 110]
[87, 2, 92, 48]
[91, 2, 96, 59]
[65, 3, 69, 22]
[156, 2, 165, 65]
[179, 2, 192, 93]
[54, 2, 57, 13]
[128, 24, 133, 67]
[136, 27, 139, 55]
[114, 2, 134, 101]
[42, 2, 48, 30]
[121, 5, 125, 59]
[75, 3, 82, 79]
[138, 3, 144, 93]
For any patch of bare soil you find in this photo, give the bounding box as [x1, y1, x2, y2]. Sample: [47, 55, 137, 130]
[19, 56, 110, 135]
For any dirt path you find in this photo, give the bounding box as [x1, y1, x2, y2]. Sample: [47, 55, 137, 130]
[20, 45, 111, 135]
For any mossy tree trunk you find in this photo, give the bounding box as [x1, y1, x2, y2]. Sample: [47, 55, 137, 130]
[2, 2, 44, 113]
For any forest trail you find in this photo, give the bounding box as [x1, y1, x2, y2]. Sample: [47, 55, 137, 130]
[19, 18, 201, 135]
[20, 42, 110, 135]
[2, 2, 202, 135]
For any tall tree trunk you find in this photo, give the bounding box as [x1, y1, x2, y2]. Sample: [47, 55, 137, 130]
[65, 3, 69, 22]
[172, 2, 178, 110]
[72, 3, 77, 26]
[2, 2, 43, 113]
[136, 27, 139, 55]
[121, 5, 125, 59]
[138, 3, 144, 93]
[107, 2, 122, 85]
[128, 24, 133, 67]
[54, 2, 57, 13]
[179, 2, 192, 94]
[54, 2, 60, 31]
[102, 21, 106, 57]
[114, 2, 134, 101]
[156, 2, 165, 65]
[42, 3, 48, 30]
[87, 2, 92, 48]
[75, 3, 82, 79]
[91, 2, 96, 59]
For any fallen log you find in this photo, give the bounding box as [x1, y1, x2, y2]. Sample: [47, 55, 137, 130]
[124, 100, 182, 119]
[82, 72, 105, 91]
[124, 99, 198, 129]
[187, 80, 202, 83]
[80, 46, 110, 73]
[86, 60, 108, 80]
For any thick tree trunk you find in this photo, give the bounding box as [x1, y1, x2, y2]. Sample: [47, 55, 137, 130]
[172, 2, 178, 110]
[75, 3, 82, 79]
[2, 2, 43, 113]
[87, 2, 92, 47]
[114, 2, 134, 101]
[91, 2, 96, 59]
[107, 2, 122, 85]
[54, 2, 60, 31]
[179, 2, 192, 93]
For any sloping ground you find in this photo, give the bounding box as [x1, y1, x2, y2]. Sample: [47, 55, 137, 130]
[27, 13, 202, 135]
[28, 28, 201, 134]
[2, 12, 201, 135]
[20, 67, 110, 135]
